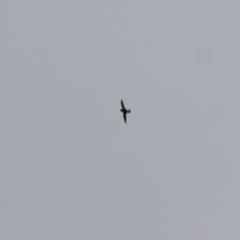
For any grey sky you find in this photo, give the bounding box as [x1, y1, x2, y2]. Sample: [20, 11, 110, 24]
[1, 1, 240, 239]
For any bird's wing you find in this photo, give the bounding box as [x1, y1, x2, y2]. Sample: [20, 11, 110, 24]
[123, 112, 127, 123]
[121, 100, 126, 110]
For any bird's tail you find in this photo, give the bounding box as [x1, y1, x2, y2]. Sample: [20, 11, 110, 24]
[128, 109, 131, 113]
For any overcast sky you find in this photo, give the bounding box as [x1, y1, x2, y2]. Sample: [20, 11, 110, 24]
[1, 1, 240, 239]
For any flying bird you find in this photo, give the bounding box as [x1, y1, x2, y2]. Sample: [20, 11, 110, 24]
[120, 100, 131, 123]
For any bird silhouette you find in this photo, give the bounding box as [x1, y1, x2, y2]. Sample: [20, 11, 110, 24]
[120, 100, 131, 123]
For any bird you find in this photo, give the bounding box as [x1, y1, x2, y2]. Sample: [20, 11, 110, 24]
[120, 100, 131, 123]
